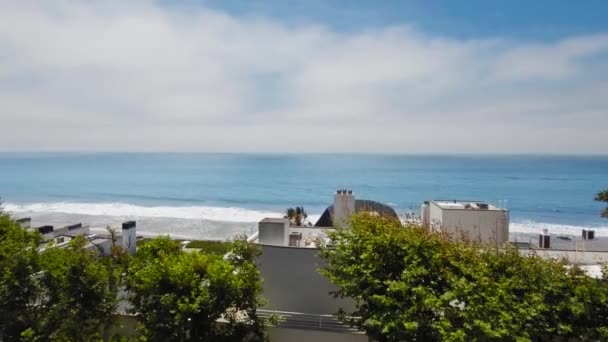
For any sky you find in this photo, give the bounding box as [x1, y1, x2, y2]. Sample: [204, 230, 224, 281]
[1, 0, 607, 154]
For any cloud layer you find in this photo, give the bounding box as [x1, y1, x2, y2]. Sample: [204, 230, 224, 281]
[1, 1, 607, 153]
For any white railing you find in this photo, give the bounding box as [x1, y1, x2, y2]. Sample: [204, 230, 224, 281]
[257, 309, 362, 333]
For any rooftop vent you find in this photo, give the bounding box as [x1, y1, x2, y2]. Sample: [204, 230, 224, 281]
[122, 221, 136, 230]
[67, 223, 82, 230]
[37, 225, 54, 235]
[538, 233, 551, 249]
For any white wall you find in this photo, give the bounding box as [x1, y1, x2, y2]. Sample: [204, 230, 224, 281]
[428, 202, 444, 232]
[521, 249, 608, 265]
[258, 245, 355, 315]
[441, 209, 509, 245]
[259, 219, 290, 246]
[428, 202, 509, 245]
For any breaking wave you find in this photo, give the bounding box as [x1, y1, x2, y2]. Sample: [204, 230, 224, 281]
[510, 220, 608, 236]
[4, 202, 285, 223]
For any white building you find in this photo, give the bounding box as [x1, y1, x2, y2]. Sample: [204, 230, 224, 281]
[20, 218, 138, 255]
[252, 190, 390, 342]
[421, 200, 509, 246]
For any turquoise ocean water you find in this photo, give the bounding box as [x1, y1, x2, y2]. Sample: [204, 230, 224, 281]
[0, 153, 606, 239]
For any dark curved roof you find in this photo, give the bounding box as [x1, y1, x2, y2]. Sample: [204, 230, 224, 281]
[314, 199, 398, 227]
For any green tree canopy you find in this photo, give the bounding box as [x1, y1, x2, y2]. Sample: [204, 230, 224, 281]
[319, 213, 608, 341]
[35, 236, 121, 340]
[126, 236, 266, 341]
[0, 214, 42, 340]
[0, 215, 120, 341]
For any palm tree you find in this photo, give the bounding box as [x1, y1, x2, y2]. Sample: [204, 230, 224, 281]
[285, 206, 308, 226]
[595, 190, 608, 218]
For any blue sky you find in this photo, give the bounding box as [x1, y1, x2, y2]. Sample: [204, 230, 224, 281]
[197, 0, 608, 39]
[0, 1, 607, 153]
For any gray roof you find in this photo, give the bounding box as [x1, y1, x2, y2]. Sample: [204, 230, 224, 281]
[314, 199, 398, 227]
[511, 232, 608, 252]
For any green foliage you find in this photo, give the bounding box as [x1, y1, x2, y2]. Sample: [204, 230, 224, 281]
[35, 236, 121, 340]
[1, 218, 270, 341]
[0, 214, 42, 340]
[319, 213, 608, 341]
[185, 239, 230, 254]
[0, 215, 120, 340]
[596, 189, 608, 218]
[126, 236, 266, 341]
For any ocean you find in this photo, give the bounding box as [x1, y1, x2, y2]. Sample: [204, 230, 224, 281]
[1, 153, 606, 239]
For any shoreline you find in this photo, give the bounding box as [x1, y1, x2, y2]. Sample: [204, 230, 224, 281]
[6, 208, 608, 241]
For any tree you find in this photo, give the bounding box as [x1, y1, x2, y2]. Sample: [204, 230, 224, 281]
[126, 236, 267, 341]
[34, 236, 121, 340]
[285, 206, 308, 226]
[319, 213, 608, 341]
[596, 189, 608, 218]
[0, 214, 42, 340]
[0, 214, 121, 341]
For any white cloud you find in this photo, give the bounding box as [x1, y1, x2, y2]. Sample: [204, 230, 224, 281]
[0, 1, 607, 153]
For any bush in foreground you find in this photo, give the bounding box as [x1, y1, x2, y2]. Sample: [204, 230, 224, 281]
[319, 213, 608, 341]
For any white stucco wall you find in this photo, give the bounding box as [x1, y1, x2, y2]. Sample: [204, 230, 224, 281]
[427, 202, 508, 245]
[259, 219, 290, 246]
[428, 202, 444, 232]
[441, 209, 509, 245]
[258, 245, 355, 315]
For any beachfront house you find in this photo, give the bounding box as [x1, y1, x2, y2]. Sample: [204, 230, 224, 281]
[420, 200, 509, 246]
[19, 218, 138, 255]
[251, 190, 398, 342]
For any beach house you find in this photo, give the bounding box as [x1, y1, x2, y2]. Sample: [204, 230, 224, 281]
[420, 200, 510, 246]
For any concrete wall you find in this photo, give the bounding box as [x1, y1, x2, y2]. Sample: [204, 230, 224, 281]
[258, 245, 355, 315]
[333, 191, 355, 228]
[428, 202, 444, 232]
[441, 209, 509, 245]
[420, 203, 430, 229]
[522, 248, 608, 265]
[259, 219, 290, 246]
[269, 327, 367, 342]
[428, 202, 509, 245]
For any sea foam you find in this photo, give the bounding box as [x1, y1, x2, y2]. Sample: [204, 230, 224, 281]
[5, 202, 605, 236]
[510, 220, 608, 236]
[4, 202, 284, 223]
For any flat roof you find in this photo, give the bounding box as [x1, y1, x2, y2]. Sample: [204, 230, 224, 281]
[287, 227, 334, 248]
[260, 218, 289, 223]
[512, 232, 608, 253]
[431, 200, 505, 211]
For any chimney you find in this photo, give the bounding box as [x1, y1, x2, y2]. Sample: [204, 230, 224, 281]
[539, 231, 551, 249]
[333, 189, 355, 228]
[122, 221, 137, 254]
